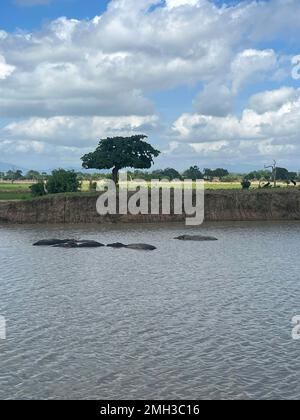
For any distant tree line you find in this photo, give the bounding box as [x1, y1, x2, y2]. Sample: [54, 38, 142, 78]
[0, 170, 47, 183]
[246, 168, 298, 183]
[1, 166, 299, 186]
[1, 137, 299, 197]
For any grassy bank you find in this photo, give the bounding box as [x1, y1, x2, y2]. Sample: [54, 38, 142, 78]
[0, 192, 32, 200]
[0, 183, 31, 191]
[0, 180, 297, 201]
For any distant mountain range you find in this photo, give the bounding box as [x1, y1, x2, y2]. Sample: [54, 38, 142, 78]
[0, 162, 28, 173]
[0, 162, 106, 174]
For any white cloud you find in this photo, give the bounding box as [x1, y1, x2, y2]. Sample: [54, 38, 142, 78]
[0, 55, 15, 80]
[0, 31, 8, 40]
[190, 141, 229, 154]
[248, 87, 299, 114]
[1, 0, 300, 169]
[0, 115, 160, 168]
[231, 49, 277, 93]
[0, 139, 45, 154]
[0, 0, 282, 118]
[172, 98, 300, 143]
[3, 115, 160, 147]
[170, 92, 300, 167]
[166, 0, 199, 9]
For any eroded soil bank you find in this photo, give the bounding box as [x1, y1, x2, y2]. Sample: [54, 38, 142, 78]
[0, 189, 299, 224]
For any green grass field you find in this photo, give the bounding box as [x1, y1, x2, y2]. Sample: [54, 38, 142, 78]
[0, 182, 32, 191]
[0, 180, 296, 201]
[0, 183, 32, 200]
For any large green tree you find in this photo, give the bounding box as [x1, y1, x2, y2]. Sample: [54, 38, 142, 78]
[81, 135, 160, 184]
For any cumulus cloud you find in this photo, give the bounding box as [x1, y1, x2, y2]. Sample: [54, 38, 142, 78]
[192, 47, 280, 118]
[248, 87, 299, 114]
[3, 115, 159, 147]
[172, 97, 300, 144]
[0, 114, 160, 168]
[166, 0, 199, 8]
[0, 55, 15, 80]
[0, 0, 287, 119]
[170, 91, 300, 168]
[231, 49, 278, 93]
[1, 0, 300, 169]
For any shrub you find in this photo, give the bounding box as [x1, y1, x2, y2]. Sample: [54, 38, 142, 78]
[241, 179, 251, 190]
[30, 182, 47, 197]
[47, 169, 79, 194]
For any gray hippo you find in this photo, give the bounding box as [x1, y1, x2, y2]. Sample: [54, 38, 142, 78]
[107, 243, 156, 251]
[33, 239, 71, 246]
[34, 239, 104, 248]
[76, 241, 105, 248]
[52, 240, 77, 248]
[107, 243, 127, 248]
[125, 244, 157, 251]
[53, 240, 104, 248]
[174, 235, 218, 241]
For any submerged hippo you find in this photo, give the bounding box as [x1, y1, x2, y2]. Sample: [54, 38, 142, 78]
[76, 241, 105, 248]
[34, 239, 104, 248]
[125, 244, 157, 251]
[53, 240, 104, 248]
[107, 243, 156, 251]
[33, 239, 71, 246]
[174, 235, 218, 242]
[106, 243, 127, 248]
[52, 240, 77, 248]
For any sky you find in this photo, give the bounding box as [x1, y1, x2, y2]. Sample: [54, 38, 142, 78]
[0, 0, 300, 172]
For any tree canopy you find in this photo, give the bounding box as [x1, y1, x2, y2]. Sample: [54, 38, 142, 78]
[47, 169, 79, 194]
[151, 168, 182, 181]
[5, 170, 23, 183]
[275, 167, 296, 181]
[204, 168, 229, 180]
[246, 170, 272, 181]
[81, 135, 160, 184]
[25, 170, 42, 181]
[183, 166, 203, 181]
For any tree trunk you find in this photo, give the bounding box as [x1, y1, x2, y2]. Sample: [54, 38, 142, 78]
[274, 167, 277, 188]
[112, 167, 119, 185]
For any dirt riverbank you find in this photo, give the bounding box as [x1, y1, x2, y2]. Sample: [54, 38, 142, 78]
[0, 189, 299, 224]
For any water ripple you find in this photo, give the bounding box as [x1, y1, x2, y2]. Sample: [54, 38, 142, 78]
[0, 222, 300, 399]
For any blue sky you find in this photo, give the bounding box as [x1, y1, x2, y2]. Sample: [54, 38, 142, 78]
[0, 1, 110, 32]
[1, 1, 252, 32]
[0, 0, 300, 172]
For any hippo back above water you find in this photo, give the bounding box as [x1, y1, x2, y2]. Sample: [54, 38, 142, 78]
[34, 239, 104, 248]
[125, 244, 157, 251]
[33, 239, 70, 246]
[107, 243, 156, 251]
[174, 235, 218, 242]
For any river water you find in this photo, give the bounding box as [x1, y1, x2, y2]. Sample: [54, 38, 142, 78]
[0, 221, 300, 400]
